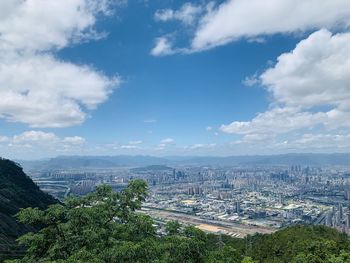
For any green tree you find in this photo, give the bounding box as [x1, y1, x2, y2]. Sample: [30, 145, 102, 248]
[241, 257, 257, 263]
[165, 220, 181, 235]
[6, 177, 350, 263]
[6, 180, 150, 263]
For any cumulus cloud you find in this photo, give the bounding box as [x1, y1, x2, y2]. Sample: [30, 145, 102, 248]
[11, 131, 85, 146]
[0, 54, 118, 127]
[151, 2, 210, 56]
[13, 131, 59, 144]
[221, 30, 350, 151]
[0, 0, 120, 127]
[192, 0, 350, 51]
[221, 107, 350, 135]
[1, 130, 86, 158]
[63, 136, 86, 145]
[242, 74, 259, 87]
[0, 0, 114, 53]
[261, 29, 350, 110]
[291, 134, 350, 150]
[154, 0, 350, 54]
[154, 3, 203, 25]
[150, 37, 176, 56]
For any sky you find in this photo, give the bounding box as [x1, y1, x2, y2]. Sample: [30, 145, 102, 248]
[1, 0, 350, 159]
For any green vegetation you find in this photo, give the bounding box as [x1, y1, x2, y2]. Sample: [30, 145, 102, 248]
[6, 178, 350, 263]
[0, 158, 57, 260]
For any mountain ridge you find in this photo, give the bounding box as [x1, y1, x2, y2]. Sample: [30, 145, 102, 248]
[18, 153, 350, 170]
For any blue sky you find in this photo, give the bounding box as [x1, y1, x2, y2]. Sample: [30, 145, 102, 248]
[1, 0, 350, 159]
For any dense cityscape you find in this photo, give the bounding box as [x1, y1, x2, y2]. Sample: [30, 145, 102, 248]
[27, 162, 350, 238]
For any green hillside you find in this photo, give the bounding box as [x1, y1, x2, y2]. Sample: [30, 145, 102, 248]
[6, 179, 350, 263]
[0, 158, 57, 260]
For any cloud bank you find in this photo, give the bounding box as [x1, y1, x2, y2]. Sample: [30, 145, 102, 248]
[153, 0, 350, 54]
[221, 29, 350, 151]
[0, 0, 120, 127]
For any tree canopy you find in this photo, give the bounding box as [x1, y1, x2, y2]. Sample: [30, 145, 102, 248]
[6, 180, 350, 263]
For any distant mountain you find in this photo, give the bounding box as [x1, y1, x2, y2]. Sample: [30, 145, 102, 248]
[172, 153, 350, 166]
[0, 158, 57, 260]
[20, 155, 171, 170]
[19, 153, 350, 170]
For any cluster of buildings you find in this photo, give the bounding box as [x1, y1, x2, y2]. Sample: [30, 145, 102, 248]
[28, 164, 350, 235]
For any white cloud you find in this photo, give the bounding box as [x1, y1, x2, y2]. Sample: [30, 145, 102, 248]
[0, 0, 120, 128]
[242, 74, 259, 87]
[0, 136, 9, 143]
[0, 0, 114, 53]
[292, 134, 350, 150]
[120, 145, 138, 149]
[160, 138, 174, 144]
[192, 0, 350, 51]
[206, 126, 213, 131]
[11, 131, 86, 147]
[185, 143, 216, 150]
[129, 140, 143, 145]
[154, 9, 174, 22]
[63, 136, 86, 145]
[221, 107, 350, 135]
[13, 131, 59, 144]
[227, 132, 350, 154]
[261, 29, 350, 110]
[154, 3, 203, 25]
[6, 131, 86, 158]
[156, 138, 175, 151]
[151, 2, 209, 56]
[0, 54, 118, 127]
[240, 134, 275, 143]
[153, 1, 350, 54]
[151, 37, 175, 56]
[221, 30, 350, 152]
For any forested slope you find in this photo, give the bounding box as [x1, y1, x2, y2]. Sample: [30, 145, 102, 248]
[0, 158, 57, 260]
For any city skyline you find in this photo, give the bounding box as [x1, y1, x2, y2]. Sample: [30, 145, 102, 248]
[1, 0, 350, 159]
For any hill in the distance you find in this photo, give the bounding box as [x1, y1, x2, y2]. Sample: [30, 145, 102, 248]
[0, 158, 57, 260]
[19, 153, 350, 170]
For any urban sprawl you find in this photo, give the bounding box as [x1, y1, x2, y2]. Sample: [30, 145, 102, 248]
[28, 164, 350, 237]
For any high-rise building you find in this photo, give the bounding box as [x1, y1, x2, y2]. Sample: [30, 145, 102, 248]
[339, 203, 343, 220]
[346, 213, 350, 229]
[344, 188, 350, 200]
[326, 211, 333, 227]
[235, 201, 241, 215]
[194, 186, 203, 195]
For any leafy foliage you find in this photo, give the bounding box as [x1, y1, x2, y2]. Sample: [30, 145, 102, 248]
[244, 224, 350, 262]
[5, 178, 350, 263]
